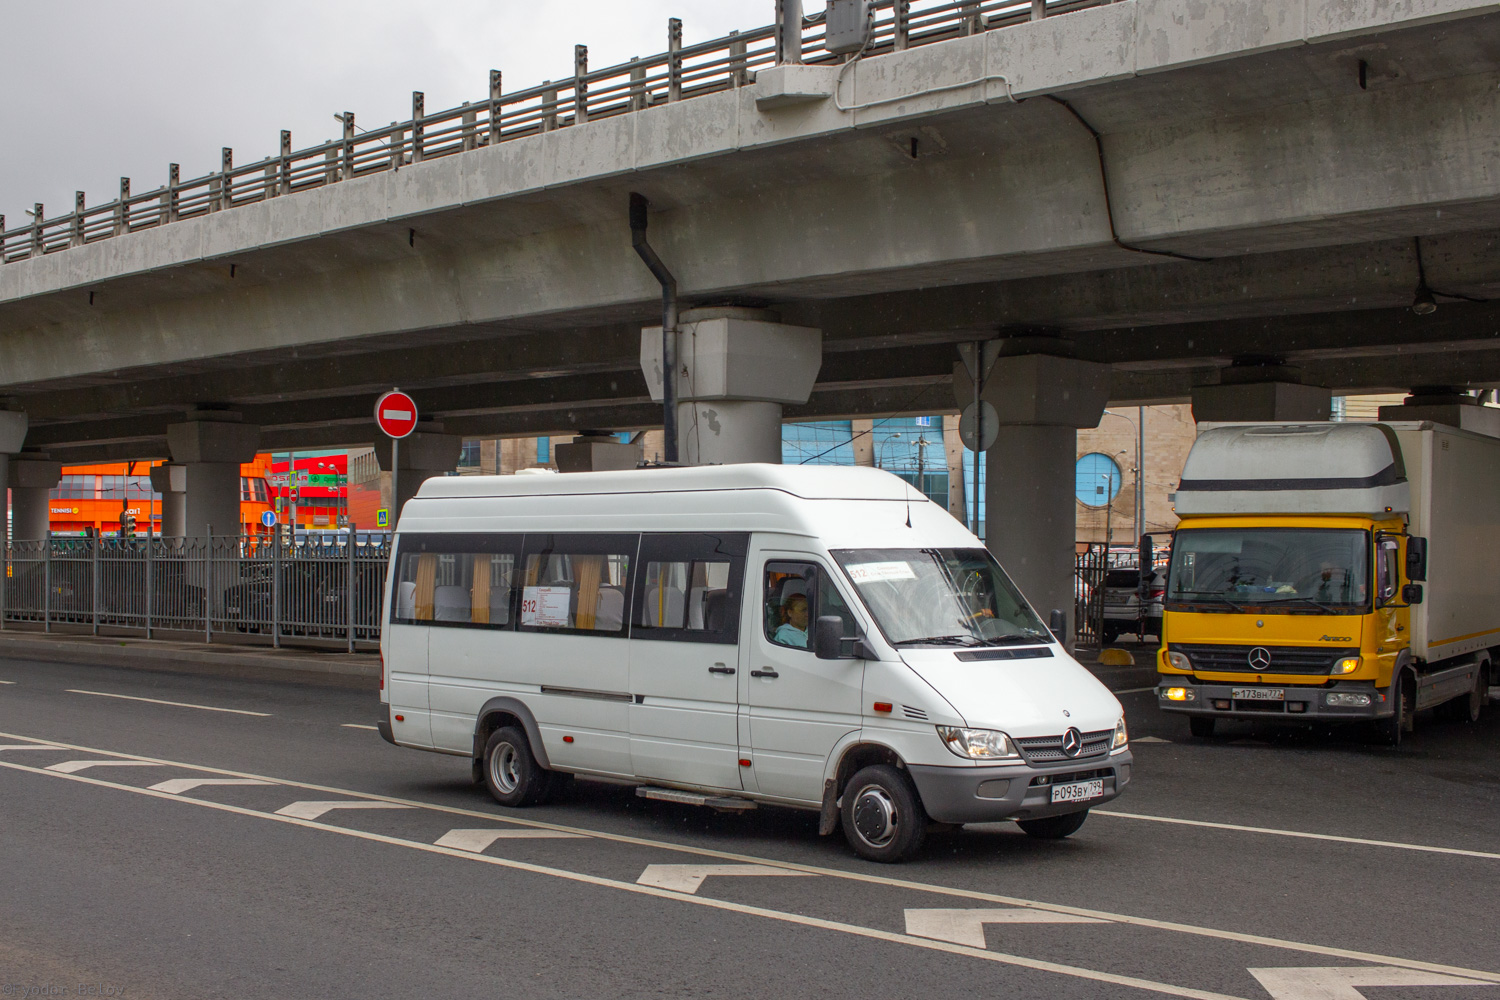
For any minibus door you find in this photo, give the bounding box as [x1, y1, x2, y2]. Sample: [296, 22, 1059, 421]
[747, 555, 864, 804]
[386, 548, 432, 747]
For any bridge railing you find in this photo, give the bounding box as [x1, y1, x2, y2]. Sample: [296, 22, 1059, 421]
[0, 533, 391, 652]
[0, 0, 1116, 265]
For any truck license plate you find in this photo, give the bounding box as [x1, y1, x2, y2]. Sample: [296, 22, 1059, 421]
[1051, 779, 1103, 804]
[1233, 687, 1284, 701]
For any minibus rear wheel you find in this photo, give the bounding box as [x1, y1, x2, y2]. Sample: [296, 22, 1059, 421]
[841, 765, 927, 863]
[483, 726, 553, 807]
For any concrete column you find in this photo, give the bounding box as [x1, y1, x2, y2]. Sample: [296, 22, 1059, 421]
[9, 456, 61, 541]
[148, 463, 187, 538]
[166, 416, 260, 538]
[0, 411, 29, 540]
[642, 308, 821, 465]
[374, 430, 463, 514]
[1191, 367, 1331, 423]
[555, 432, 638, 473]
[954, 353, 1110, 642]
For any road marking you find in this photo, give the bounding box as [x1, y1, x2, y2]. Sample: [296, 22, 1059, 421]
[0, 680, 14, 685]
[1114, 687, 1161, 695]
[0, 758, 1250, 1000]
[45, 760, 163, 774]
[0, 744, 63, 751]
[1094, 810, 1500, 862]
[637, 864, 816, 895]
[66, 689, 271, 717]
[434, 829, 589, 852]
[1248, 966, 1489, 999]
[1, 729, 1496, 986]
[341, 724, 378, 731]
[905, 908, 1108, 947]
[149, 778, 276, 795]
[1134, 737, 1171, 743]
[274, 800, 413, 821]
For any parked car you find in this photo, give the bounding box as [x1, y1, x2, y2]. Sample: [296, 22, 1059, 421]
[1100, 567, 1164, 643]
[223, 558, 382, 635]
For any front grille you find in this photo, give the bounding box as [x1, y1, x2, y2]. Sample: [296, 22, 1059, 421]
[1015, 729, 1112, 763]
[1029, 767, 1113, 786]
[1172, 644, 1359, 675]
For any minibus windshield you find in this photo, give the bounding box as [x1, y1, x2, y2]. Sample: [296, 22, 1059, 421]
[1166, 528, 1370, 614]
[832, 548, 1050, 647]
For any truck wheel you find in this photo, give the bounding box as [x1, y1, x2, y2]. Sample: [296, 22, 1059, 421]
[1373, 672, 1413, 747]
[1189, 717, 1216, 738]
[1018, 809, 1089, 839]
[482, 726, 553, 807]
[841, 765, 927, 863]
[1457, 663, 1486, 724]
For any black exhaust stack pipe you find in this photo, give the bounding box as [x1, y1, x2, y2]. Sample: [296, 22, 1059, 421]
[629, 193, 679, 464]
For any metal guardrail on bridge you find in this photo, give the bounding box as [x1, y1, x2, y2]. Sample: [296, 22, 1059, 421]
[0, 0, 1119, 263]
[1, 534, 390, 651]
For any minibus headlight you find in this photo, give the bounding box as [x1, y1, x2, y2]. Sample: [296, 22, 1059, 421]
[1166, 651, 1191, 670]
[936, 726, 1020, 760]
[1333, 657, 1361, 675]
[1112, 718, 1129, 751]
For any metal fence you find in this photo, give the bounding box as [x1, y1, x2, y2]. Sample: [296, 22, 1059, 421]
[0, 534, 391, 651]
[0, 0, 1120, 262]
[1074, 542, 1108, 648]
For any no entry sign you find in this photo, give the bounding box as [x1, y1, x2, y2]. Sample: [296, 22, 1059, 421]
[374, 390, 418, 439]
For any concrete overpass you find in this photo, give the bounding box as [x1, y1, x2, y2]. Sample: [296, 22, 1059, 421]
[3, 0, 1500, 629]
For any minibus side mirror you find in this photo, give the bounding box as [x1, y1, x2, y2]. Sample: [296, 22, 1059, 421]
[814, 616, 846, 660]
[1406, 536, 1428, 582]
[1048, 609, 1066, 643]
[1402, 583, 1424, 605]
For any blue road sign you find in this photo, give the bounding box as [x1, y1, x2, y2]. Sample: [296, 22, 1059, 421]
[376, 508, 390, 528]
[261, 511, 278, 528]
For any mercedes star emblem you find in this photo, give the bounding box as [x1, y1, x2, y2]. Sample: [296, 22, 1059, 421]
[1248, 647, 1272, 670]
[1061, 727, 1083, 758]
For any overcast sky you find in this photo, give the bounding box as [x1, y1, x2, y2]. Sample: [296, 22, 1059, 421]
[1, 1, 760, 229]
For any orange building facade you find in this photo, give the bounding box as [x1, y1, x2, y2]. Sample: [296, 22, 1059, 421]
[48, 455, 274, 536]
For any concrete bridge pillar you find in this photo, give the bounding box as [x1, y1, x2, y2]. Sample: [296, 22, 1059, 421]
[148, 463, 188, 538]
[642, 308, 821, 465]
[954, 352, 1110, 643]
[0, 411, 29, 540]
[166, 415, 260, 539]
[374, 430, 463, 515]
[1191, 364, 1331, 423]
[9, 455, 61, 542]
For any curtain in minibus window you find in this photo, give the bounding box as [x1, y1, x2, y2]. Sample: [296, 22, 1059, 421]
[519, 534, 637, 635]
[392, 535, 521, 628]
[632, 533, 748, 643]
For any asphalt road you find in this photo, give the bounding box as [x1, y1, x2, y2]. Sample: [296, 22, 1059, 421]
[0, 655, 1497, 1000]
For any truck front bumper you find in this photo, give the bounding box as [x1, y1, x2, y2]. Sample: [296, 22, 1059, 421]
[907, 751, 1132, 825]
[1156, 679, 1391, 721]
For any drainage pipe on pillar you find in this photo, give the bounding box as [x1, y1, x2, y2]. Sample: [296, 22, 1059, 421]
[629, 192, 679, 464]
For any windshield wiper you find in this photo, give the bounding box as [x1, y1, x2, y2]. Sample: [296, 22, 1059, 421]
[982, 632, 1052, 646]
[1171, 590, 1247, 613]
[893, 635, 984, 647]
[1259, 596, 1339, 614]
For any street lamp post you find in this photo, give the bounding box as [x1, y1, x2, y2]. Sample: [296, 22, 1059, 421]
[1103, 409, 1144, 543]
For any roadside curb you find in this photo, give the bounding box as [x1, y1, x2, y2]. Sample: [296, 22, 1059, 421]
[0, 632, 379, 688]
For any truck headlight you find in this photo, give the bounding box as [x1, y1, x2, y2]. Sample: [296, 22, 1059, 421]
[936, 726, 1020, 760]
[1166, 651, 1190, 670]
[1326, 692, 1372, 707]
[1111, 718, 1129, 751]
[1162, 686, 1196, 702]
[1332, 657, 1360, 675]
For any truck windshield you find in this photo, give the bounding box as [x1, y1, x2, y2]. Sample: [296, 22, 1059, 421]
[831, 547, 1051, 647]
[1166, 528, 1370, 613]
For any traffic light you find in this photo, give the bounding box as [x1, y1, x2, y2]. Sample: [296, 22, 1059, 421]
[119, 512, 136, 537]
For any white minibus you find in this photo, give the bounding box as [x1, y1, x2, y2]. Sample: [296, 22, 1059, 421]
[378, 464, 1131, 862]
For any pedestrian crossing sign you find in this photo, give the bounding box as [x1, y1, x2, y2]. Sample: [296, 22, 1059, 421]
[376, 508, 390, 528]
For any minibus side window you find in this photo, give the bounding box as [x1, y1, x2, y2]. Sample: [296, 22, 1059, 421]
[518, 533, 639, 636]
[764, 560, 855, 651]
[632, 533, 747, 644]
[391, 534, 521, 628]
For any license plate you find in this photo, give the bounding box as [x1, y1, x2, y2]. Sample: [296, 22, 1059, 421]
[1233, 687, 1284, 701]
[1051, 779, 1103, 804]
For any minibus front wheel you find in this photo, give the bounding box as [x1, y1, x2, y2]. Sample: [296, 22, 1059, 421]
[841, 765, 928, 863]
[483, 726, 553, 807]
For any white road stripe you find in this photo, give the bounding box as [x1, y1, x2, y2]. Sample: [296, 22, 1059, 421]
[434, 829, 588, 852]
[66, 689, 270, 717]
[1114, 687, 1161, 695]
[1248, 966, 1487, 999]
[1093, 810, 1500, 862]
[45, 760, 163, 774]
[905, 908, 1107, 948]
[0, 758, 1250, 1000]
[1, 729, 1494, 986]
[0, 680, 15, 684]
[341, 724, 378, 731]
[1133, 737, 1171, 744]
[149, 778, 276, 795]
[274, 800, 412, 821]
[637, 864, 815, 895]
[0, 744, 64, 751]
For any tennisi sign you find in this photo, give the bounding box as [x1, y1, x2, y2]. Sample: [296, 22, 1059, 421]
[374, 390, 418, 439]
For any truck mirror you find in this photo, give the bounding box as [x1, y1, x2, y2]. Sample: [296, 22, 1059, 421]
[1402, 583, 1424, 605]
[813, 616, 845, 660]
[1048, 608, 1066, 642]
[1405, 536, 1428, 582]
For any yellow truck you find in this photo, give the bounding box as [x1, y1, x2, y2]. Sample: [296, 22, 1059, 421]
[1156, 418, 1498, 745]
